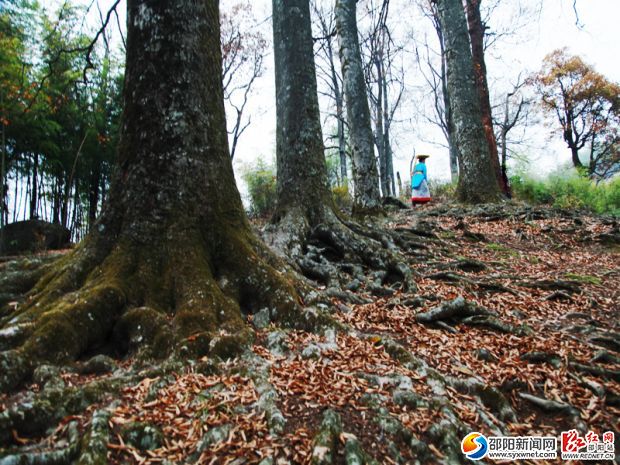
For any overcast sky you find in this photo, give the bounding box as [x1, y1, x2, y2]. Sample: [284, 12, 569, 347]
[72, 0, 620, 193]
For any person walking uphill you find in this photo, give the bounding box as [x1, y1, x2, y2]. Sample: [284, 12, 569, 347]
[411, 154, 431, 205]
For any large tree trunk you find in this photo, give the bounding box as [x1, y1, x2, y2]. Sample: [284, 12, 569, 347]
[335, 0, 381, 213]
[271, 0, 335, 255]
[464, 0, 509, 196]
[435, 0, 502, 203]
[269, 0, 411, 295]
[0, 0, 298, 392]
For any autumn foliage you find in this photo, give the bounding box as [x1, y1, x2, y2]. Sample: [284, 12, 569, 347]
[532, 49, 620, 179]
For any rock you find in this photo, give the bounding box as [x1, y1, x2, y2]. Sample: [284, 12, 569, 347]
[474, 349, 497, 362]
[0, 219, 70, 255]
[79, 355, 116, 375]
[33, 364, 63, 388]
[266, 330, 289, 356]
[197, 424, 233, 451]
[121, 422, 164, 451]
[369, 283, 395, 297]
[302, 344, 321, 359]
[393, 390, 426, 409]
[252, 308, 271, 329]
[401, 297, 424, 308]
[78, 410, 111, 465]
[345, 279, 361, 292]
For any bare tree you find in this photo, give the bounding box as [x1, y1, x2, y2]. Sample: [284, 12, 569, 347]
[220, 2, 267, 160]
[311, 0, 348, 183]
[494, 76, 531, 185]
[360, 0, 405, 197]
[415, 0, 459, 181]
[335, 0, 382, 212]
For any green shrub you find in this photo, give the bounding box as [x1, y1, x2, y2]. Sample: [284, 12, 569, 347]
[427, 180, 457, 201]
[332, 183, 352, 212]
[241, 158, 277, 218]
[510, 173, 620, 216]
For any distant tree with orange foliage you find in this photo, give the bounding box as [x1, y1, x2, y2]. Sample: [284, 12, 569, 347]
[532, 49, 620, 179]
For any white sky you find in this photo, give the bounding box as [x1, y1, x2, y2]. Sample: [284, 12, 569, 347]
[70, 0, 620, 191]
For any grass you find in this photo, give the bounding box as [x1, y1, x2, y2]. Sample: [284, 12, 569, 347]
[564, 273, 602, 285]
[485, 242, 519, 256]
[510, 173, 620, 216]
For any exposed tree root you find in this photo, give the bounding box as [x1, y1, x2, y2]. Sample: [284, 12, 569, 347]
[415, 296, 529, 335]
[266, 207, 415, 296]
[0, 223, 304, 393]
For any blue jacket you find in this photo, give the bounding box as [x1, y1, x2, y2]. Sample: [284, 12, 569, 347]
[411, 162, 427, 189]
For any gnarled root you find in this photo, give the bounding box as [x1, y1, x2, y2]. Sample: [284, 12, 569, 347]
[0, 224, 301, 393]
[266, 208, 415, 295]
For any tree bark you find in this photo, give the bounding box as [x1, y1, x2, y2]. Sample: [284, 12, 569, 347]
[29, 153, 38, 219]
[434, 0, 502, 202]
[271, 0, 336, 255]
[464, 0, 509, 196]
[0, 0, 298, 392]
[335, 0, 381, 213]
[88, 164, 101, 227]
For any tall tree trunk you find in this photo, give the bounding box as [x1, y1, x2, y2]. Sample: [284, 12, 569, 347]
[381, 69, 395, 196]
[464, 0, 509, 196]
[0, 0, 299, 392]
[335, 0, 381, 213]
[29, 153, 38, 219]
[52, 175, 61, 225]
[268, 0, 412, 295]
[500, 92, 510, 189]
[434, 0, 502, 203]
[61, 174, 71, 229]
[271, 0, 334, 249]
[88, 165, 101, 227]
[374, 57, 388, 197]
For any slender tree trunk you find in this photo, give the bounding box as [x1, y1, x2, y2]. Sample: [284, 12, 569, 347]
[52, 175, 61, 225]
[88, 165, 101, 226]
[1, 124, 5, 220]
[374, 57, 388, 197]
[330, 59, 347, 184]
[29, 153, 38, 219]
[335, 0, 381, 213]
[381, 69, 395, 196]
[61, 174, 71, 228]
[464, 0, 508, 196]
[435, 0, 502, 202]
[433, 7, 459, 182]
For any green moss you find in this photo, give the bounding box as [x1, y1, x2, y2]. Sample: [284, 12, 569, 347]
[209, 329, 254, 360]
[564, 273, 602, 285]
[113, 307, 173, 358]
[485, 242, 519, 256]
[121, 422, 164, 451]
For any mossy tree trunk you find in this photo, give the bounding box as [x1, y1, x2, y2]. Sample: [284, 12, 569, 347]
[0, 0, 299, 392]
[335, 0, 382, 213]
[268, 0, 411, 291]
[434, 0, 502, 203]
[271, 0, 335, 254]
[464, 0, 510, 196]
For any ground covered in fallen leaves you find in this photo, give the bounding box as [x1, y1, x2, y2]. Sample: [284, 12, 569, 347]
[0, 202, 618, 464]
